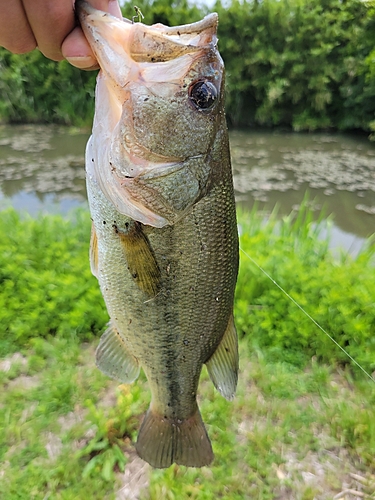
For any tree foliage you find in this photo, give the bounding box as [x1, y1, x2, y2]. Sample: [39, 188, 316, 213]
[0, 0, 374, 132]
[0, 50, 96, 126]
[216, 0, 375, 130]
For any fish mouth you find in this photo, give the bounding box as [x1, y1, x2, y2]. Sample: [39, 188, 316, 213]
[77, 1, 218, 66]
[77, 1, 220, 153]
[78, 1, 223, 227]
[76, 1, 219, 100]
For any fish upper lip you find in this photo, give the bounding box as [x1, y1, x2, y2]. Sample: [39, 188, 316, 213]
[76, 1, 218, 40]
[76, 0, 219, 62]
[76, 1, 222, 109]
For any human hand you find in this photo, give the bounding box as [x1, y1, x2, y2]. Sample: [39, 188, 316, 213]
[0, 0, 122, 69]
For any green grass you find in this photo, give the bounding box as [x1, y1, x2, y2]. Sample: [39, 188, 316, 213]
[1, 205, 375, 498]
[1, 340, 374, 499]
[236, 204, 375, 374]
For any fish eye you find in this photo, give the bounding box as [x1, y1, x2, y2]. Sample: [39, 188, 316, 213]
[189, 81, 218, 111]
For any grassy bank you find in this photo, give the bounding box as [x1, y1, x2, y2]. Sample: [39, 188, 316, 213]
[1, 207, 375, 498]
[2, 205, 374, 373]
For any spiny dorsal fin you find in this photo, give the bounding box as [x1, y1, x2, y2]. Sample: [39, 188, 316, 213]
[96, 322, 140, 383]
[115, 221, 161, 296]
[205, 313, 238, 401]
[89, 223, 99, 278]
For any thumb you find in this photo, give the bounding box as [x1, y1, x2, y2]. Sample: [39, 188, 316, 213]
[63, 0, 122, 70]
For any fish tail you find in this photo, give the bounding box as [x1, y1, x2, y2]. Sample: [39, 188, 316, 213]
[136, 406, 213, 468]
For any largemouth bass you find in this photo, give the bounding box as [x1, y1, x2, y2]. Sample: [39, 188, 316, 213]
[77, 1, 239, 468]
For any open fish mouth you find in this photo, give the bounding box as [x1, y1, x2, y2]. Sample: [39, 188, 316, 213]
[77, 2, 219, 65]
[77, 1, 224, 226]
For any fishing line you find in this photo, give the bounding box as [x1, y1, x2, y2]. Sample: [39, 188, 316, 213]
[239, 245, 375, 384]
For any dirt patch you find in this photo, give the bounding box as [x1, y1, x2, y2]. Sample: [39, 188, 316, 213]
[44, 432, 63, 461]
[7, 375, 40, 391]
[58, 410, 86, 433]
[0, 352, 27, 372]
[98, 381, 119, 410]
[268, 437, 375, 499]
[116, 450, 150, 500]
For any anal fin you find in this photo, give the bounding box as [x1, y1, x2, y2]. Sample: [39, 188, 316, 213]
[96, 322, 140, 383]
[205, 313, 238, 401]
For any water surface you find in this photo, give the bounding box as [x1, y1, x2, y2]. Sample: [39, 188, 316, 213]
[0, 125, 374, 253]
[231, 130, 375, 254]
[0, 125, 88, 214]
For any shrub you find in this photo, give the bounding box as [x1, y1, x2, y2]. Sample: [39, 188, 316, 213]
[0, 209, 107, 356]
[1, 0, 375, 133]
[236, 204, 375, 374]
[1, 205, 374, 378]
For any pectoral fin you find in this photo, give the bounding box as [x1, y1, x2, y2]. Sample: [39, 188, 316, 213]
[116, 221, 161, 296]
[89, 223, 99, 278]
[96, 322, 140, 383]
[205, 313, 238, 401]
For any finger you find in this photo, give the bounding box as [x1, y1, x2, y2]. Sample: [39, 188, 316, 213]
[61, 26, 99, 70]
[63, 0, 122, 70]
[89, 0, 122, 19]
[0, 0, 36, 53]
[22, 0, 75, 61]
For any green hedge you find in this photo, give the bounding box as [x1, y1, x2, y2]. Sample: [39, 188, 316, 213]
[0, 51, 96, 126]
[1, 0, 375, 134]
[215, 0, 375, 132]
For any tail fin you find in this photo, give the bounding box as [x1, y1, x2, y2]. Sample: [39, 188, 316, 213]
[135, 407, 213, 468]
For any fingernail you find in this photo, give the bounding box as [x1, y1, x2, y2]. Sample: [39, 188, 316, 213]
[65, 55, 97, 69]
[108, 0, 123, 18]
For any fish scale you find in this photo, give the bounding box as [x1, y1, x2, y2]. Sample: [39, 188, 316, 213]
[78, 0, 239, 468]
[90, 172, 237, 395]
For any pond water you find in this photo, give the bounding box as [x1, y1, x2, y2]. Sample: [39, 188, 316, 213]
[0, 124, 374, 254]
